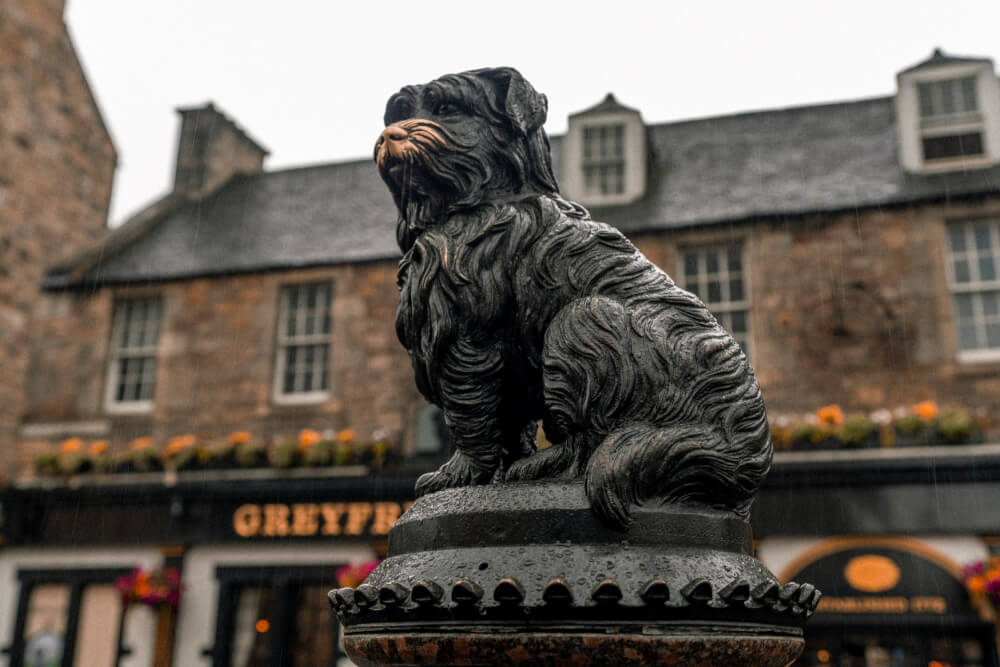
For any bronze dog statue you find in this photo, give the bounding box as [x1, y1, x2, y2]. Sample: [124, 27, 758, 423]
[375, 67, 771, 528]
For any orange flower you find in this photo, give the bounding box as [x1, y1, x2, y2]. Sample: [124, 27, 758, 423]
[337, 429, 356, 444]
[88, 440, 110, 456]
[298, 429, 321, 450]
[165, 434, 197, 456]
[816, 405, 845, 427]
[227, 431, 252, 445]
[130, 436, 154, 451]
[967, 575, 986, 594]
[59, 437, 84, 454]
[913, 400, 939, 421]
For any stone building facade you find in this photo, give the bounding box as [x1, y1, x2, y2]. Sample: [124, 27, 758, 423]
[4, 49, 1000, 667]
[0, 0, 117, 479]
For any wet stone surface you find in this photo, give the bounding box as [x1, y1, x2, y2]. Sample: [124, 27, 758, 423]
[335, 483, 815, 665]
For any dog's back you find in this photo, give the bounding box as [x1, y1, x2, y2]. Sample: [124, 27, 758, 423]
[501, 195, 773, 526]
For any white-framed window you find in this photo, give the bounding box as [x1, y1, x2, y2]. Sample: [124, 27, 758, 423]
[582, 123, 625, 196]
[678, 245, 751, 356]
[946, 219, 1000, 361]
[273, 281, 333, 403]
[918, 77, 979, 120]
[917, 77, 985, 162]
[104, 297, 162, 414]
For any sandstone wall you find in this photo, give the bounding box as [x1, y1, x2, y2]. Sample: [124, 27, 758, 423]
[0, 0, 117, 476]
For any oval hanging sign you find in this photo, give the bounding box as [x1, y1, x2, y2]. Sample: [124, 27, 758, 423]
[843, 554, 901, 593]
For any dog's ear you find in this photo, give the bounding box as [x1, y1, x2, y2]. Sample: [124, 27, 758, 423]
[478, 67, 547, 136]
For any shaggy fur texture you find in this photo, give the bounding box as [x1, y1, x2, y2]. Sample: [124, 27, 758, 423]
[375, 67, 771, 528]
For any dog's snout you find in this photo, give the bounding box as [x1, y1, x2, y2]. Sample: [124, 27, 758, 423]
[382, 125, 409, 142]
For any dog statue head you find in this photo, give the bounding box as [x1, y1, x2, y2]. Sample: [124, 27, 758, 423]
[375, 67, 559, 251]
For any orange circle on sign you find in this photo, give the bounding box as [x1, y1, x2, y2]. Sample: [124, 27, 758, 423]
[256, 619, 270, 633]
[843, 554, 901, 592]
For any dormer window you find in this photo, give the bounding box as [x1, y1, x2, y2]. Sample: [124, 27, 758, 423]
[895, 49, 1000, 172]
[917, 76, 985, 162]
[583, 124, 626, 196]
[563, 94, 647, 207]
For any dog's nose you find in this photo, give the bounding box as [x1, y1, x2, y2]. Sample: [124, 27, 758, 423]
[381, 125, 409, 142]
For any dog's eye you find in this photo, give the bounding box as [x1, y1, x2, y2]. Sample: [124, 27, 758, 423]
[434, 102, 461, 116]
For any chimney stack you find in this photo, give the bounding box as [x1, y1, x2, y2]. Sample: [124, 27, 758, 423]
[172, 103, 269, 198]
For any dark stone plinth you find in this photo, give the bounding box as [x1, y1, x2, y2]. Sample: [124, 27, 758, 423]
[345, 631, 803, 666]
[333, 483, 815, 666]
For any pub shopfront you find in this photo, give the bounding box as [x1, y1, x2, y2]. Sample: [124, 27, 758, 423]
[754, 446, 1000, 667]
[759, 535, 997, 667]
[3, 445, 1000, 666]
[0, 469, 418, 667]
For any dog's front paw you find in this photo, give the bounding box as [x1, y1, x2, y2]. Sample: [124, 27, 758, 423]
[415, 452, 495, 497]
[505, 442, 577, 482]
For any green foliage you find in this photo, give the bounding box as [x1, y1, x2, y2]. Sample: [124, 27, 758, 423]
[272, 439, 301, 468]
[893, 414, 927, 437]
[35, 452, 59, 476]
[835, 414, 876, 447]
[57, 452, 91, 475]
[932, 408, 978, 444]
[303, 440, 335, 467]
[235, 441, 268, 468]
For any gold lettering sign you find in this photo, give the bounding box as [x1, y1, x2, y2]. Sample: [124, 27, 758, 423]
[233, 502, 411, 538]
[233, 504, 262, 537]
[818, 596, 947, 614]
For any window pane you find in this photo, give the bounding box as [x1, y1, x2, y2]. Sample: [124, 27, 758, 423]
[707, 281, 722, 303]
[987, 322, 1000, 348]
[959, 323, 979, 350]
[974, 224, 992, 250]
[960, 76, 978, 112]
[726, 247, 742, 272]
[918, 83, 934, 118]
[983, 291, 1000, 317]
[303, 346, 315, 391]
[705, 251, 719, 274]
[979, 255, 996, 282]
[231, 587, 274, 667]
[923, 132, 985, 161]
[23, 584, 69, 667]
[729, 279, 744, 302]
[138, 358, 157, 400]
[948, 226, 967, 252]
[318, 345, 329, 391]
[955, 293, 974, 318]
[73, 585, 121, 667]
[683, 253, 698, 277]
[954, 259, 971, 284]
[284, 347, 297, 393]
[730, 310, 748, 334]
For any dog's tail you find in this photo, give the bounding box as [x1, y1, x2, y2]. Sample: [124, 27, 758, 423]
[585, 408, 771, 529]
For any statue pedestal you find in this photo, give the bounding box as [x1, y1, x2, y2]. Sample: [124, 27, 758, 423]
[333, 482, 815, 666]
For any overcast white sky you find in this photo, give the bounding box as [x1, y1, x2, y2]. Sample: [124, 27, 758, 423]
[67, 1, 1000, 226]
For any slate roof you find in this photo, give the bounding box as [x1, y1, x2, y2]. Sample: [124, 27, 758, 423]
[48, 93, 1000, 288]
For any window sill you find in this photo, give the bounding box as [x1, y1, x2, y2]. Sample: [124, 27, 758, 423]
[272, 392, 330, 406]
[957, 348, 1000, 365]
[104, 401, 154, 416]
[913, 154, 996, 174]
